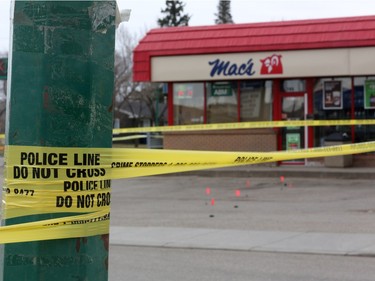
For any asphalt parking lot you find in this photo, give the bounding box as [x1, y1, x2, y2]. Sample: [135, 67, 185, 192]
[110, 174, 375, 234]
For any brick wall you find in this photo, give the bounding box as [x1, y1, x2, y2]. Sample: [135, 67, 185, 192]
[163, 129, 277, 152]
[353, 154, 375, 167]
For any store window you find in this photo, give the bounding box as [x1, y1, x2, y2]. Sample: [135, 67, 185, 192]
[354, 77, 375, 142]
[240, 80, 273, 121]
[173, 83, 204, 125]
[313, 78, 352, 146]
[206, 82, 238, 123]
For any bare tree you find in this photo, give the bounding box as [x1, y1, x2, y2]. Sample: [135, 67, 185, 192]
[113, 25, 167, 130]
[0, 53, 8, 135]
[114, 24, 140, 126]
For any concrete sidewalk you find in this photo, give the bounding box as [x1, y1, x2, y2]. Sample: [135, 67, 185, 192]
[109, 226, 375, 257]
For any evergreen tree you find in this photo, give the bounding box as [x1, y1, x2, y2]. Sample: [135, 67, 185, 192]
[157, 0, 191, 27]
[214, 0, 234, 24]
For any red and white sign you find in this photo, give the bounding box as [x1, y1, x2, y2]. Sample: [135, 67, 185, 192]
[260, 54, 283, 75]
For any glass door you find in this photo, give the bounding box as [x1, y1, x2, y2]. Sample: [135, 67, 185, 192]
[277, 80, 308, 164]
[281, 96, 305, 164]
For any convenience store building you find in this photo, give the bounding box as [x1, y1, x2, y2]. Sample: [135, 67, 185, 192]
[133, 15, 375, 166]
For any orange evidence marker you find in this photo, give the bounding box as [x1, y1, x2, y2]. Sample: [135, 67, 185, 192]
[211, 198, 215, 206]
[206, 187, 211, 195]
[280, 176, 285, 183]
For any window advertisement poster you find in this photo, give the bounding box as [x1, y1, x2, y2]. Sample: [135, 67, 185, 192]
[286, 133, 301, 151]
[364, 80, 375, 109]
[175, 84, 194, 99]
[323, 81, 342, 110]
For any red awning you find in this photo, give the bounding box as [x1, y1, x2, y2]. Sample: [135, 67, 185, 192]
[133, 15, 375, 81]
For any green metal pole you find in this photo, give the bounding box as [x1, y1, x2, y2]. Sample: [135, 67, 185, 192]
[1, 1, 116, 280]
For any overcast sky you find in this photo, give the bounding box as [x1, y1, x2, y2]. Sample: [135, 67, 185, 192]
[1, 0, 375, 53]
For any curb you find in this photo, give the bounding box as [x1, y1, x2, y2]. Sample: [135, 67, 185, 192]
[109, 227, 375, 257]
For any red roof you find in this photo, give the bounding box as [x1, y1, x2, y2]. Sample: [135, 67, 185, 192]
[133, 15, 375, 81]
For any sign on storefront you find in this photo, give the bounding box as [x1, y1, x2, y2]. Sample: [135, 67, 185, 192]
[211, 83, 233, 97]
[286, 133, 301, 150]
[323, 81, 342, 110]
[364, 80, 375, 109]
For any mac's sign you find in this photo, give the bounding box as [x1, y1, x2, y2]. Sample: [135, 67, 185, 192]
[208, 54, 283, 78]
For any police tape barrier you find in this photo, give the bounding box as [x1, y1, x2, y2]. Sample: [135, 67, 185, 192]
[112, 134, 164, 142]
[112, 119, 375, 134]
[2, 141, 375, 243]
[0, 120, 374, 141]
[0, 209, 110, 244]
[112, 134, 147, 141]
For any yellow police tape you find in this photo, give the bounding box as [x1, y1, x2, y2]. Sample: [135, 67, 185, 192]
[0, 119, 373, 141]
[0, 209, 110, 244]
[112, 134, 147, 141]
[112, 119, 375, 134]
[1, 141, 375, 243]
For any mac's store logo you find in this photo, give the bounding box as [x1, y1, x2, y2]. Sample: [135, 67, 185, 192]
[208, 58, 256, 77]
[208, 54, 284, 77]
[260, 54, 283, 75]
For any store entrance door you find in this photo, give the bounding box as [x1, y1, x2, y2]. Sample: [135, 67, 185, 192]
[277, 79, 310, 164]
[281, 95, 305, 163]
